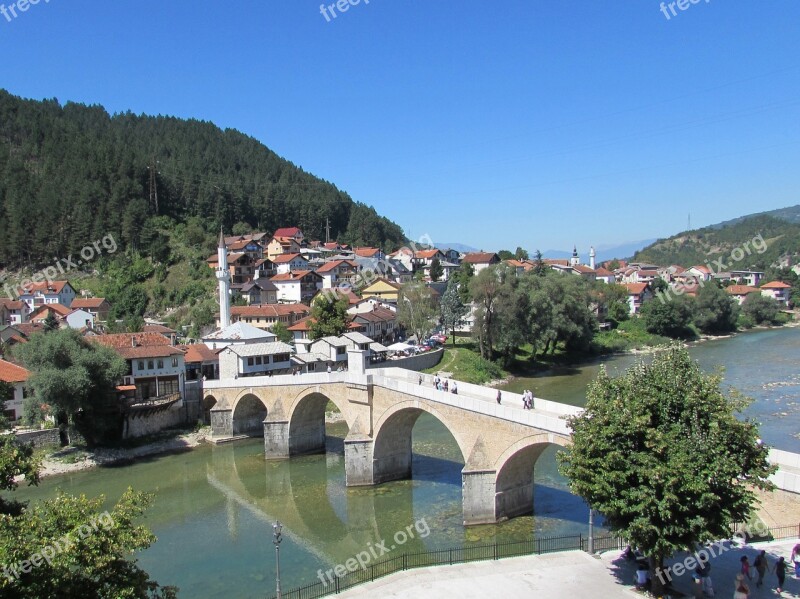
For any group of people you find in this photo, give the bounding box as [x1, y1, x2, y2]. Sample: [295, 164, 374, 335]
[521, 389, 535, 410]
[427, 374, 458, 395]
[735, 545, 796, 596]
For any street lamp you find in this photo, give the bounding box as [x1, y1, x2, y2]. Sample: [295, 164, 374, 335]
[273, 521, 283, 599]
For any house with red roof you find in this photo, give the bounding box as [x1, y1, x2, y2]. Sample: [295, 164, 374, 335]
[725, 285, 761, 305]
[0, 358, 30, 422]
[272, 253, 309, 274]
[18, 281, 77, 311]
[462, 252, 500, 274]
[227, 303, 312, 331]
[316, 259, 360, 290]
[623, 283, 653, 315]
[92, 333, 186, 404]
[179, 343, 221, 381]
[0, 298, 30, 326]
[760, 281, 792, 305]
[71, 297, 111, 322]
[353, 247, 386, 260]
[29, 303, 72, 326]
[270, 271, 323, 304]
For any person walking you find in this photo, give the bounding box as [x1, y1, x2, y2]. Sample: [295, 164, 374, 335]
[451, 381, 458, 395]
[733, 581, 749, 599]
[496, 390, 502, 404]
[774, 556, 787, 594]
[754, 550, 767, 588]
[792, 543, 800, 577]
[741, 555, 752, 582]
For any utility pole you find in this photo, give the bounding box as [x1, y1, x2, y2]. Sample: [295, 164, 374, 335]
[148, 157, 159, 215]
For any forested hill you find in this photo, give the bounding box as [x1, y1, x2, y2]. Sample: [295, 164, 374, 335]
[0, 90, 406, 269]
[631, 211, 800, 269]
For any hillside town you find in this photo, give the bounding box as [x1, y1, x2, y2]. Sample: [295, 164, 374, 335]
[0, 226, 794, 429]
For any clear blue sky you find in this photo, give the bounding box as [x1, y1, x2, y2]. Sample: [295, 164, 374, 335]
[1, 0, 798, 254]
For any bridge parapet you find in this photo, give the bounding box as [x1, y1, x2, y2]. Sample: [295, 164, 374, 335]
[769, 449, 800, 494]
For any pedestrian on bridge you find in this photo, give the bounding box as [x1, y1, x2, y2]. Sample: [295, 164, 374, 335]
[496, 390, 502, 404]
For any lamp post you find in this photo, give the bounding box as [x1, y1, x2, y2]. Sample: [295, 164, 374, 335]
[273, 521, 283, 599]
[588, 508, 594, 555]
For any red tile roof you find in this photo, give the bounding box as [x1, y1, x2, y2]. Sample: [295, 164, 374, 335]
[0, 299, 26, 310]
[726, 285, 760, 295]
[0, 359, 29, 383]
[19, 281, 72, 294]
[91, 332, 173, 350]
[143, 324, 176, 335]
[316, 260, 358, 273]
[595, 267, 614, 277]
[462, 252, 499, 264]
[415, 249, 442, 260]
[272, 253, 304, 264]
[761, 281, 791, 289]
[354, 247, 381, 258]
[179, 344, 220, 364]
[273, 227, 302, 238]
[270, 270, 318, 282]
[30, 304, 72, 319]
[71, 298, 108, 309]
[572, 265, 596, 274]
[231, 304, 311, 318]
[623, 283, 649, 295]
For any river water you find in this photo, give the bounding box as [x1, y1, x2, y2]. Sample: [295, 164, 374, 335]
[12, 327, 800, 598]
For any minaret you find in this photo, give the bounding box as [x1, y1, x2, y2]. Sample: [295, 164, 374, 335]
[216, 229, 231, 329]
[570, 245, 580, 267]
[589, 246, 596, 270]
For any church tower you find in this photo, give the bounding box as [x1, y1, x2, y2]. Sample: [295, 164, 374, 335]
[589, 246, 596, 270]
[570, 245, 580, 267]
[216, 230, 231, 329]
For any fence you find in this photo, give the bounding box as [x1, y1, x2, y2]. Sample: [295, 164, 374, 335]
[267, 533, 626, 599]
[268, 521, 800, 599]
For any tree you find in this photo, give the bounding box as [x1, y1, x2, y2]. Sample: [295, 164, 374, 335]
[497, 250, 514, 261]
[309, 295, 350, 340]
[440, 279, 468, 346]
[514, 247, 529, 261]
[607, 259, 620, 271]
[42, 314, 60, 333]
[531, 250, 548, 277]
[559, 346, 774, 597]
[451, 262, 474, 303]
[693, 283, 739, 334]
[12, 329, 127, 446]
[271, 321, 293, 344]
[429, 257, 443, 282]
[641, 296, 694, 339]
[0, 436, 176, 597]
[741, 294, 783, 325]
[469, 265, 505, 359]
[0, 382, 11, 431]
[397, 282, 438, 343]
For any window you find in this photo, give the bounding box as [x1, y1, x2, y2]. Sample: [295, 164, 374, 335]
[157, 360, 164, 369]
[263, 355, 271, 364]
[255, 357, 262, 365]
[148, 360, 154, 370]
[172, 357, 178, 367]
[247, 357, 254, 366]
[138, 361, 145, 370]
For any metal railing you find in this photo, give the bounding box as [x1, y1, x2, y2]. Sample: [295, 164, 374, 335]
[268, 521, 800, 599]
[266, 533, 626, 599]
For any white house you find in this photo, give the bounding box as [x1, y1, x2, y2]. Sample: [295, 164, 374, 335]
[623, 283, 653, 315]
[219, 342, 294, 378]
[0, 358, 30, 422]
[0, 299, 30, 325]
[760, 281, 792, 305]
[316, 260, 360, 290]
[273, 253, 309, 274]
[18, 281, 77, 311]
[203, 321, 277, 350]
[271, 271, 323, 304]
[65, 308, 95, 330]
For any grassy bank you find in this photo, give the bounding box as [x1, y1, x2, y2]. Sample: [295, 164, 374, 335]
[423, 337, 506, 384]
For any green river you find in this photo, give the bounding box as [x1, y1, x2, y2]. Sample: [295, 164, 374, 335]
[13, 327, 800, 598]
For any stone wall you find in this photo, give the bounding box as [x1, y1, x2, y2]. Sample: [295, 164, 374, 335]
[12, 428, 61, 448]
[368, 348, 443, 372]
[123, 404, 186, 439]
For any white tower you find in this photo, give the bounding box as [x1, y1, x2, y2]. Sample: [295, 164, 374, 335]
[216, 230, 231, 329]
[589, 246, 596, 270]
[570, 245, 580, 267]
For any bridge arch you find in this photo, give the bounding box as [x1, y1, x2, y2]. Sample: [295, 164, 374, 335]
[231, 392, 269, 437]
[492, 434, 571, 521]
[372, 400, 468, 485]
[287, 389, 351, 456]
[202, 394, 218, 425]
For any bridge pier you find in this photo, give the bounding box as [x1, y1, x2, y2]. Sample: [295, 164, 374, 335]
[462, 469, 500, 525]
[344, 436, 375, 486]
[210, 407, 233, 438]
[263, 419, 290, 459]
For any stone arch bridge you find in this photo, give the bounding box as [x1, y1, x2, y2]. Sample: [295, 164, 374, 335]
[203, 351, 581, 525]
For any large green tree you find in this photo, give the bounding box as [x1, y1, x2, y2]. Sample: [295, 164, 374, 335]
[559, 346, 774, 596]
[693, 283, 739, 334]
[741, 293, 783, 326]
[641, 296, 695, 339]
[309, 295, 349, 340]
[12, 329, 127, 446]
[397, 282, 438, 344]
[440, 279, 468, 346]
[0, 437, 176, 598]
[429, 257, 443, 282]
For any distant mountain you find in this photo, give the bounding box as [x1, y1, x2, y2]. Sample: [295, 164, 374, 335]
[542, 240, 657, 263]
[435, 242, 478, 254]
[632, 206, 800, 269]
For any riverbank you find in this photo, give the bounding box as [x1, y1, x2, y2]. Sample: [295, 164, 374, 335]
[37, 427, 211, 478]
